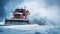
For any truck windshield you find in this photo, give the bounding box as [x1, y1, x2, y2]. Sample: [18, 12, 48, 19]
[15, 9, 25, 13]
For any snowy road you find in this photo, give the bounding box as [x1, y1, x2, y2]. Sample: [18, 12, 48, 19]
[0, 24, 60, 34]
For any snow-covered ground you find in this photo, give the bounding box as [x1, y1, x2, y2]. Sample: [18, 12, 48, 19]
[0, 24, 60, 34]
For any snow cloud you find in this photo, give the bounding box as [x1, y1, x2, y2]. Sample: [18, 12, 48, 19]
[0, 0, 60, 25]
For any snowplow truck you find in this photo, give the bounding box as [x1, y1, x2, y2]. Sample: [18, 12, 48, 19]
[5, 8, 30, 25]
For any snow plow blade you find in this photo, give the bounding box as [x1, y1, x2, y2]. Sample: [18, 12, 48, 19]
[5, 19, 29, 25]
